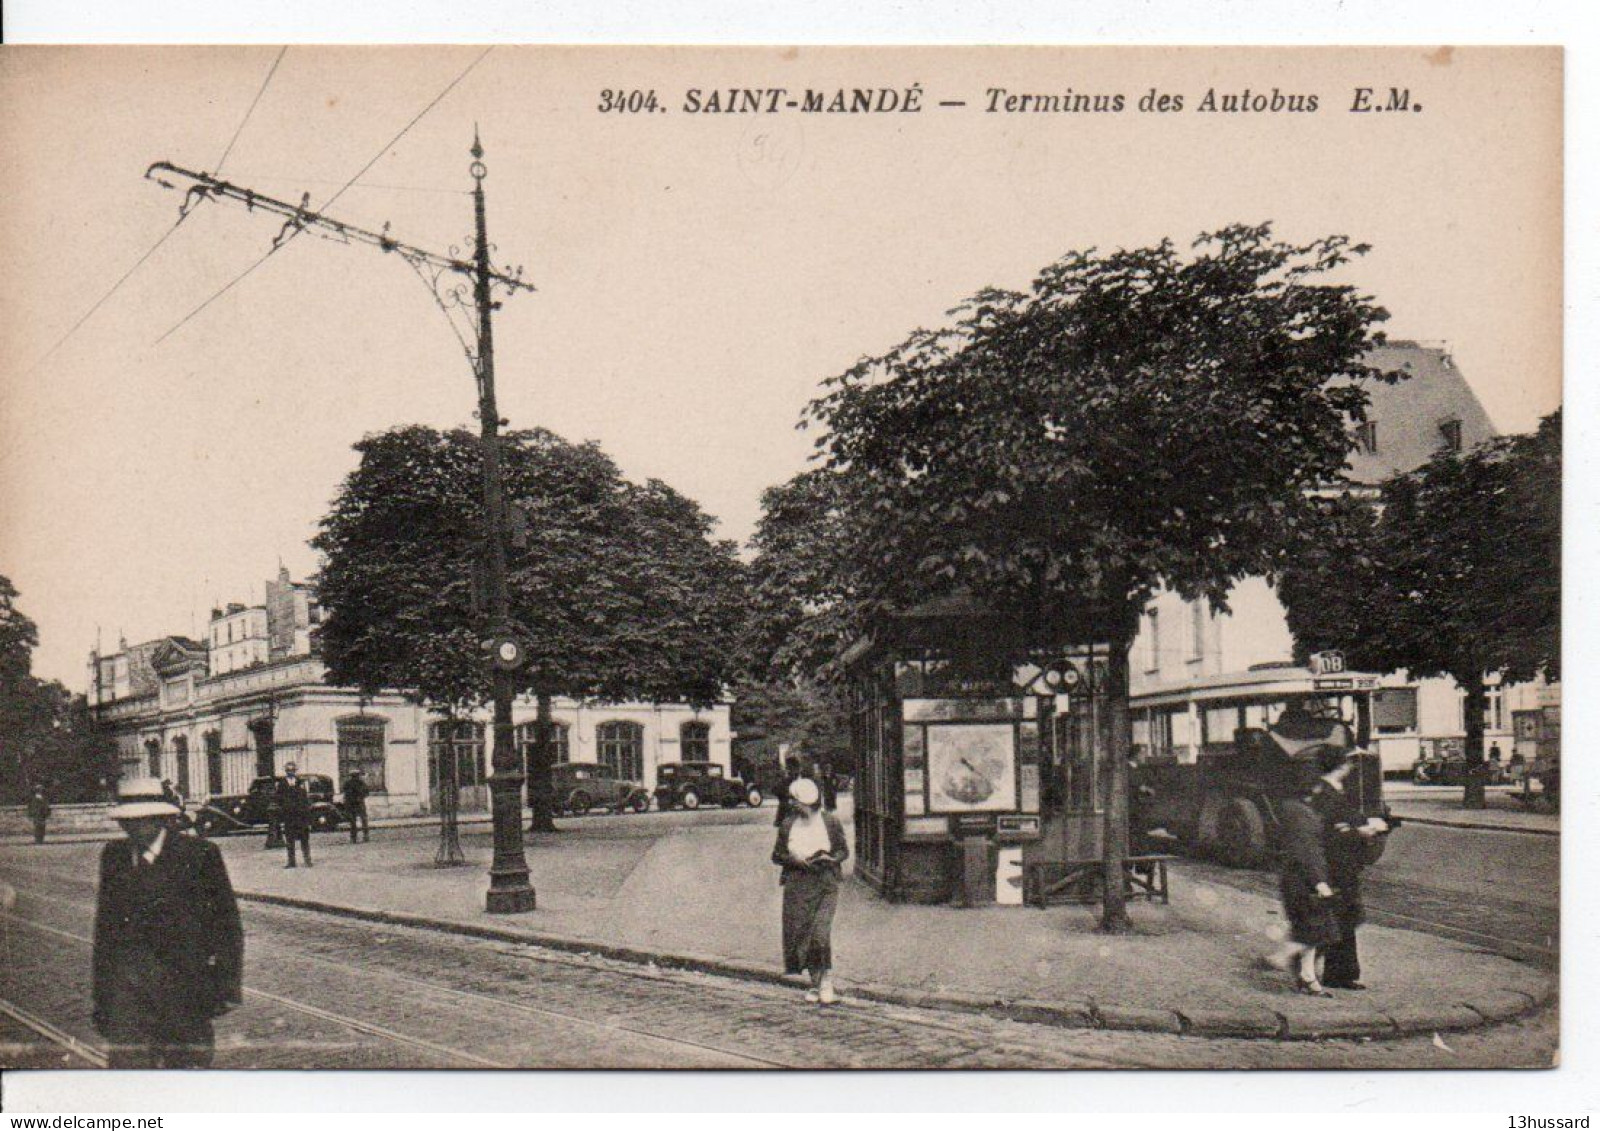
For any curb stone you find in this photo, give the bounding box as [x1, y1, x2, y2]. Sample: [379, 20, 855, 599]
[234, 889, 1549, 1043]
[1390, 815, 1559, 838]
[1277, 1011, 1398, 1040]
[1384, 1003, 1487, 1033]
[1176, 1008, 1283, 1038]
[1463, 989, 1540, 1023]
[1092, 1004, 1185, 1035]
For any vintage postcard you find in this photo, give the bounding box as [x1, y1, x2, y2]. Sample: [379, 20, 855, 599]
[0, 45, 1561, 1076]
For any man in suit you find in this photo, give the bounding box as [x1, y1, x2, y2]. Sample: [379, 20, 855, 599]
[26, 786, 50, 844]
[275, 762, 313, 868]
[342, 769, 370, 844]
[92, 777, 243, 1068]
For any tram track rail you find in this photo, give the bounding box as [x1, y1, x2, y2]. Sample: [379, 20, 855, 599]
[0, 880, 797, 1070]
[0, 865, 1141, 1071]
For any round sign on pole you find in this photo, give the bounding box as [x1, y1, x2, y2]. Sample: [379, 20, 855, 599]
[484, 635, 525, 671]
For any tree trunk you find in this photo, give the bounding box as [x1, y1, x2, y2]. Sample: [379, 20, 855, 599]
[1460, 674, 1488, 811]
[526, 691, 559, 833]
[1099, 634, 1134, 934]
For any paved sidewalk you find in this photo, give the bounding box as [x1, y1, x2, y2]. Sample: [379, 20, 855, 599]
[206, 806, 1552, 1041]
[1385, 785, 1559, 836]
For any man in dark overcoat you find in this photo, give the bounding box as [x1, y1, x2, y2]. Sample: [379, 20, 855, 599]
[92, 777, 243, 1068]
[342, 769, 370, 844]
[26, 786, 50, 844]
[275, 762, 314, 868]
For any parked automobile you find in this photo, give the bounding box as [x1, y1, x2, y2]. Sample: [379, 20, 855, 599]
[653, 762, 763, 811]
[551, 762, 651, 815]
[193, 774, 343, 836]
[1411, 753, 1507, 787]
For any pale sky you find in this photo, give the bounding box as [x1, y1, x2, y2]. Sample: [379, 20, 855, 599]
[0, 46, 1562, 689]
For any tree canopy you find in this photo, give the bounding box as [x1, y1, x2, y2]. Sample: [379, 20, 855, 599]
[1278, 409, 1560, 806]
[312, 425, 746, 713]
[797, 224, 1395, 648]
[1281, 409, 1560, 687]
[0, 575, 116, 803]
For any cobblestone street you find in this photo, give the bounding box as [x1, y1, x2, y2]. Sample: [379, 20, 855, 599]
[0, 848, 1556, 1071]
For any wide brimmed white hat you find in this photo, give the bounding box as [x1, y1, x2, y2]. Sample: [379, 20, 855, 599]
[789, 777, 821, 807]
[108, 777, 180, 820]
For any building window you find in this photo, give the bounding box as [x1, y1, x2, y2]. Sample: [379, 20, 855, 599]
[428, 720, 486, 793]
[249, 719, 275, 779]
[1484, 687, 1505, 732]
[1357, 420, 1379, 454]
[337, 718, 387, 793]
[596, 721, 644, 781]
[680, 720, 711, 762]
[1188, 601, 1207, 661]
[1374, 687, 1418, 734]
[1144, 609, 1161, 675]
[204, 730, 223, 796]
[145, 738, 161, 778]
[1439, 418, 1463, 452]
[173, 736, 190, 797]
[515, 721, 570, 769]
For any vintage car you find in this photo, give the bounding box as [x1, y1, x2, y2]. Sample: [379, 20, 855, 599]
[551, 762, 651, 815]
[1412, 751, 1508, 787]
[193, 774, 343, 836]
[653, 761, 764, 811]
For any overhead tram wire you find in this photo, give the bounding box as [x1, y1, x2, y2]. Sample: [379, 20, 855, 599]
[152, 46, 496, 348]
[214, 46, 289, 175]
[25, 46, 290, 375]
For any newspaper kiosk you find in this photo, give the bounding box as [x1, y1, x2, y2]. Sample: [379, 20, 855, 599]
[842, 595, 1124, 906]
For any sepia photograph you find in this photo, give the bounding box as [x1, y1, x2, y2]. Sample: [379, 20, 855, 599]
[0, 42, 1563, 1085]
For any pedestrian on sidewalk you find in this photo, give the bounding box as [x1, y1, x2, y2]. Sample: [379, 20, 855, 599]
[772, 776, 849, 1005]
[1308, 748, 1387, 990]
[26, 786, 50, 845]
[1269, 748, 1387, 994]
[1271, 785, 1340, 996]
[276, 762, 314, 868]
[92, 777, 243, 1068]
[342, 769, 371, 844]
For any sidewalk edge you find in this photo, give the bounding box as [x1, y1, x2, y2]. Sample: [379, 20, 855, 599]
[235, 889, 1553, 1043]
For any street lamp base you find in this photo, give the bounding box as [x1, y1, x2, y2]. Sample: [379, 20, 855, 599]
[486, 876, 537, 914]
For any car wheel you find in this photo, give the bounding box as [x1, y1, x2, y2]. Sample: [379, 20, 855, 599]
[1216, 798, 1267, 868]
[681, 789, 701, 811]
[746, 787, 764, 808]
[569, 790, 593, 816]
[631, 793, 650, 814]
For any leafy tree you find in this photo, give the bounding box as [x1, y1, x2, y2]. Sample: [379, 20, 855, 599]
[801, 224, 1395, 930]
[0, 577, 116, 803]
[313, 426, 745, 831]
[1280, 409, 1561, 808]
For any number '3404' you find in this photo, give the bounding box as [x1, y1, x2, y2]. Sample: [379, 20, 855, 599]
[598, 90, 664, 113]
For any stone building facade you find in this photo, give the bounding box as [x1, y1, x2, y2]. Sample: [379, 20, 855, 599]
[87, 570, 732, 814]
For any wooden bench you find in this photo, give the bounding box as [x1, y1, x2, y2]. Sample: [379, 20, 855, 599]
[1024, 854, 1178, 908]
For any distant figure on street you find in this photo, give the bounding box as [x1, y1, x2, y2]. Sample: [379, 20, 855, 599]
[92, 777, 243, 1068]
[771, 777, 849, 1005]
[275, 762, 313, 868]
[342, 769, 371, 844]
[1488, 743, 1504, 783]
[772, 755, 805, 828]
[1270, 748, 1387, 994]
[26, 786, 50, 845]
